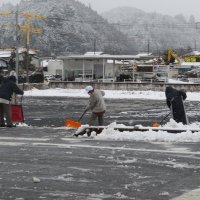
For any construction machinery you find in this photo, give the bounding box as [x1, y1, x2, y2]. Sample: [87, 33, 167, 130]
[167, 49, 182, 64]
[184, 55, 200, 62]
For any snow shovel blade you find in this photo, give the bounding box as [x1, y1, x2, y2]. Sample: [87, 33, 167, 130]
[65, 119, 81, 128]
[152, 123, 160, 127]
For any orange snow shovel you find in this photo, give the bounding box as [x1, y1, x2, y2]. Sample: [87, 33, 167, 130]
[152, 122, 160, 127]
[65, 110, 87, 128]
[66, 119, 81, 128]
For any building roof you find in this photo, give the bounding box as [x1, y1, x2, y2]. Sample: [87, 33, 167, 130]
[183, 51, 200, 57]
[0, 48, 37, 58]
[58, 53, 154, 61]
[84, 52, 104, 55]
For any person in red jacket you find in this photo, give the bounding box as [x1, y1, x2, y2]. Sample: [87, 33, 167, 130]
[0, 76, 24, 127]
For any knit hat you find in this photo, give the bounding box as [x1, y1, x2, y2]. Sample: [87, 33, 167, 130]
[85, 85, 94, 93]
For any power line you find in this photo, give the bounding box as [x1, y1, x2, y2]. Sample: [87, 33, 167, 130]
[44, 16, 199, 30]
[1, 14, 200, 33]
[1, 12, 200, 55]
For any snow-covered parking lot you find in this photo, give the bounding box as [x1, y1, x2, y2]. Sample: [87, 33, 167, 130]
[1, 88, 200, 199]
[1, 126, 200, 200]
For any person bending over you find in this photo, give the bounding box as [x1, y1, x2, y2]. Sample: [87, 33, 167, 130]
[165, 86, 188, 125]
[85, 85, 106, 126]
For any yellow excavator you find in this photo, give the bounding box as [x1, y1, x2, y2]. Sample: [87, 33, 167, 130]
[168, 49, 182, 64]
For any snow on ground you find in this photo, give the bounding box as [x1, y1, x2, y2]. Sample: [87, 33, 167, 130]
[73, 120, 200, 143]
[93, 120, 200, 142]
[24, 87, 200, 101]
[24, 83, 200, 143]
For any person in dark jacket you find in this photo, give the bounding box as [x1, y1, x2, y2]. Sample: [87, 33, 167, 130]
[0, 76, 24, 127]
[0, 75, 4, 85]
[165, 86, 188, 125]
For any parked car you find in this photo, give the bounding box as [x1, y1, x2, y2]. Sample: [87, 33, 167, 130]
[44, 74, 62, 82]
[44, 75, 52, 81]
[29, 74, 44, 83]
[54, 75, 62, 81]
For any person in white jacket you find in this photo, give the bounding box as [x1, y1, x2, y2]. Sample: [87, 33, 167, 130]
[85, 85, 106, 126]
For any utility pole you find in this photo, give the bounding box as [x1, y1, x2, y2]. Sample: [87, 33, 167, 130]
[15, 7, 19, 83]
[25, 14, 31, 83]
[147, 39, 150, 55]
[21, 13, 47, 83]
[93, 38, 96, 55]
[0, 12, 46, 83]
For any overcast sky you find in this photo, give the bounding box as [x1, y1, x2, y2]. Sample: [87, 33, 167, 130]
[1, 0, 200, 21]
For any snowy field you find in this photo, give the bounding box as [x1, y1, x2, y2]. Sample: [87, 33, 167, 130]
[23, 87, 200, 143]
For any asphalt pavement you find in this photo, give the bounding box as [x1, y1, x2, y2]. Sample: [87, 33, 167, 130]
[22, 97, 200, 127]
[1, 97, 200, 200]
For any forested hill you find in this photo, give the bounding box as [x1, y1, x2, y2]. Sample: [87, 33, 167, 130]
[0, 1, 200, 56]
[101, 6, 200, 55]
[0, 0, 136, 56]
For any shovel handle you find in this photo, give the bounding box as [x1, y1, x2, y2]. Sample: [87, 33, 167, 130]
[18, 83, 24, 104]
[159, 112, 171, 125]
[78, 110, 87, 122]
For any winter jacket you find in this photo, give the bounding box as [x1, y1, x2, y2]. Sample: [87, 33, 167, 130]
[86, 90, 106, 113]
[165, 86, 187, 124]
[0, 75, 4, 85]
[0, 77, 24, 101]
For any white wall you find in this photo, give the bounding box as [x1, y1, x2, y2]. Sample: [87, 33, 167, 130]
[63, 59, 122, 81]
[46, 60, 64, 78]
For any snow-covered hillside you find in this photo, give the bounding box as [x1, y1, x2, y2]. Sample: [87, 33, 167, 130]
[0, 0, 134, 56]
[102, 6, 200, 53]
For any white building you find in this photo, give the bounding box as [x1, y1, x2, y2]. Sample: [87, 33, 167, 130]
[42, 59, 64, 80]
[57, 52, 154, 82]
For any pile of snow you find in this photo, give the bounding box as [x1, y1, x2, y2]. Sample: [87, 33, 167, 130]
[75, 120, 200, 143]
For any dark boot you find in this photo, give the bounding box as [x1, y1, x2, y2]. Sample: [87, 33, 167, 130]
[86, 129, 92, 137]
[7, 124, 16, 128]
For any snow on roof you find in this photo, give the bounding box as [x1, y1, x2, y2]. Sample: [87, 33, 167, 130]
[136, 52, 152, 57]
[0, 48, 37, 58]
[0, 51, 11, 58]
[84, 51, 104, 56]
[59, 54, 154, 60]
[184, 51, 200, 56]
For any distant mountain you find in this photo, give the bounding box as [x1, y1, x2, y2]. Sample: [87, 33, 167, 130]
[0, 2, 199, 56]
[0, 0, 137, 56]
[102, 6, 200, 54]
